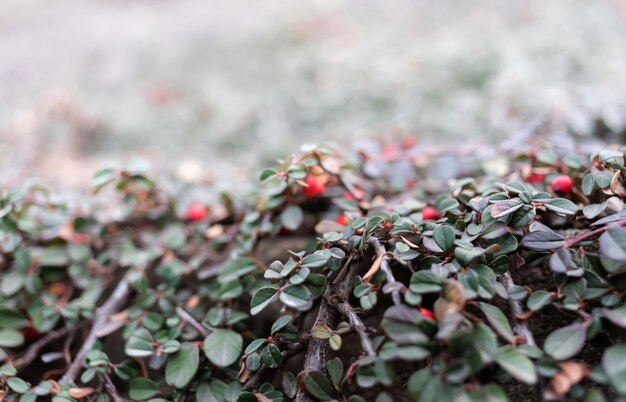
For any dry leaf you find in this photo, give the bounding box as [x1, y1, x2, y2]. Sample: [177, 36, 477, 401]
[69, 387, 95, 399]
[399, 235, 419, 249]
[362, 253, 384, 283]
[186, 294, 201, 309]
[254, 393, 273, 402]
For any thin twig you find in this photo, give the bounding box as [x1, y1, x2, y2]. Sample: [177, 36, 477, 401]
[327, 298, 375, 357]
[501, 272, 536, 347]
[176, 306, 210, 337]
[564, 218, 626, 248]
[13, 324, 84, 370]
[100, 373, 130, 402]
[367, 238, 402, 306]
[60, 274, 130, 386]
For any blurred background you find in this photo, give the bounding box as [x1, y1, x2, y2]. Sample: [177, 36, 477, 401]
[1, 0, 626, 188]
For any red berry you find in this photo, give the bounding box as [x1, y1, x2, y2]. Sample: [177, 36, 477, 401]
[21, 324, 42, 341]
[420, 308, 435, 321]
[551, 175, 573, 193]
[382, 144, 399, 159]
[71, 233, 88, 244]
[343, 188, 365, 201]
[303, 176, 326, 198]
[186, 203, 208, 221]
[401, 136, 418, 149]
[526, 173, 545, 184]
[336, 214, 350, 226]
[422, 206, 440, 221]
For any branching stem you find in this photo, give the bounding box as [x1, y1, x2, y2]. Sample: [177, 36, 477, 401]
[176, 307, 210, 337]
[60, 274, 130, 386]
[564, 218, 626, 248]
[368, 237, 402, 305]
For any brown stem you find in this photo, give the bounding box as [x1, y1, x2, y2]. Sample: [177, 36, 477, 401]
[100, 373, 130, 402]
[501, 272, 536, 347]
[176, 307, 210, 337]
[60, 274, 130, 386]
[294, 263, 360, 402]
[368, 238, 402, 306]
[327, 298, 375, 357]
[13, 323, 85, 370]
[564, 218, 626, 248]
[294, 298, 338, 402]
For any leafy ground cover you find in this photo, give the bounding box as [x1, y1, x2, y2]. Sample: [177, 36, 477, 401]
[1, 134, 626, 401]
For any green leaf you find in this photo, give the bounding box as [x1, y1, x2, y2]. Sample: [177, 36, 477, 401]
[0, 309, 27, 329]
[603, 306, 626, 327]
[603, 344, 626, 395]
[476, 302, 513, 342]
[203, 329, 243, 367]
[582, 173, 594, 195]
[544, 198, 578, 216]
[166, 343, 199, 388]
[544, 322, 586, 360]
[407, 369, 442, 402]
[303, 370, 334, 400]
[196, 380, 227, 402]
[594, 171, 613, 189]
[491, 199, 524, 219]
[0, 329, 24, 348]
[583, 203, 607, 220]
[409, 271, 443, 294]
[521, 230, 565, 251]
[1, 271, 25, 296]
[244, 339, 266, 355]
[527, 290, 552, 311]
[279, 284, 311, 309]
[7, 377, 29, 393]
[271, 315, 293, 334]
[250, 287, 279, 316]
[433, 226, 455, 252]
[280, 206, 304, 231]
[549, 248, 572, 274]
[283, 371, 297, 398]
[326, 357, 344, 389]
[218, 257, 257, 284]
[504, 180, 528, 194]
[494, 347, 537, 385]
[381, 305, 429, 344]
[599, 228, 626, 273]
[129, 378, 159, 401]
[92, 167, 117, 192]
[259, 168, 277, 182]
[124, 328, 154, 357]
[301, 249, 332, 269]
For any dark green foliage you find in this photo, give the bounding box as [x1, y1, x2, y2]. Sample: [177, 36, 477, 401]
[0, 143, 625, 402]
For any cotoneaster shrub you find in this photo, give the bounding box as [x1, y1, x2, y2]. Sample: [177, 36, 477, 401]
[1, 141, 626, 401]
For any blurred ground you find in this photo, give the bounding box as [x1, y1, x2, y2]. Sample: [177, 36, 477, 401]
[1, 0, 626, 188]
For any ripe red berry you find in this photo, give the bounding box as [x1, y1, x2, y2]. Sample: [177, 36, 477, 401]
[420, 308, 435, 321]
[21, 324, 42, 341]
[336, 214, 350, 226]
[526, 173, 545, 184]
[303, 176, 326, 198]
[382, 144, 399, 159]
[343, 188, 365, 201]
[551, 175, 573, 193]
[186, 203, 208, 221]
[401, 136, 417, 149]
[422, 206, 440, 221]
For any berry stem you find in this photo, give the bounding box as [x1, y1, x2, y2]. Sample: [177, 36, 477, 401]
[564, 218, 626, 248]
